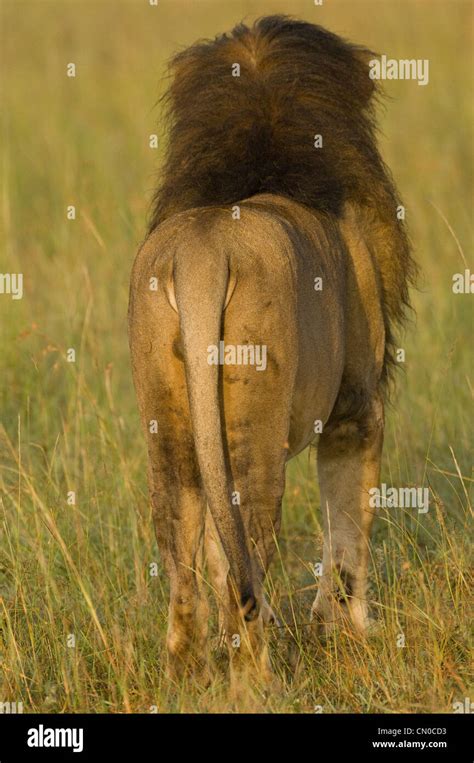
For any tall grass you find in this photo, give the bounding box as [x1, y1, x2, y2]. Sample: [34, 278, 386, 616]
[0, 0, 472, 712]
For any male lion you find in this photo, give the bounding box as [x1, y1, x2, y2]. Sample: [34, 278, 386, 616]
[128, 16, 416, 683]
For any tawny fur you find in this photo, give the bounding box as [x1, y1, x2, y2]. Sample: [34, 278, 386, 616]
[129, 16, 416, 685]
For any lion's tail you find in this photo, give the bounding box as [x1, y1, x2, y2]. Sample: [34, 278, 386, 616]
[172, 245, 257, 621]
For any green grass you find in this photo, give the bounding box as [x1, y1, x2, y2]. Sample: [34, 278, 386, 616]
[0, 0, 472, 713]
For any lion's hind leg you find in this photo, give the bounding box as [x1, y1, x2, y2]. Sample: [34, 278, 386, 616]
[312, 390, 384, 636]
[129, 298, 211, 685]
[146, 409, 211, 685]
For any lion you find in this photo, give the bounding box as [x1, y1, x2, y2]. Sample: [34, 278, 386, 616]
[128, 16, 416, 684]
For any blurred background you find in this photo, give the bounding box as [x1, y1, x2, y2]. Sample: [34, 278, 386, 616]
[0, 0, 472, 713]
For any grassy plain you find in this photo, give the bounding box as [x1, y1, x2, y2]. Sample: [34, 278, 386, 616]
[0, 0, 472, 712]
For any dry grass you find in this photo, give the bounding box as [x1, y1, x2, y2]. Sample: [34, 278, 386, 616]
[0, 0, 472, 713]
